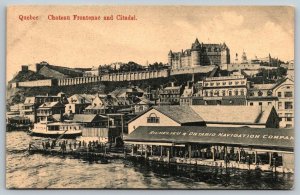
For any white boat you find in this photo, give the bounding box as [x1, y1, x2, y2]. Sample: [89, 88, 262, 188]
[29, 121, 83, 139]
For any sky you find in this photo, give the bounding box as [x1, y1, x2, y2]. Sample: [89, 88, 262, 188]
[6, 6, 294, 81]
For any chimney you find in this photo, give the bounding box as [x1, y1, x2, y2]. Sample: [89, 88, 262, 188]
[21, 65, 29, 72]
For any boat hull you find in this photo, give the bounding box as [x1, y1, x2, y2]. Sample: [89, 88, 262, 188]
[29, 131, 82, 139]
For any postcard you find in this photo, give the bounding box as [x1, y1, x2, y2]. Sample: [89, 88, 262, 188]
[6, 5, 294, 189]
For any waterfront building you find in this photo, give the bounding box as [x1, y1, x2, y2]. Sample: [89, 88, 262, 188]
[36, 101, 65, 122]
[18, 93, 67, 122]
[127, 105, 278, 134]
[72, 114, 111, 127]
[125, 126, 294, 173]
[65, 94, 94, 114]
[168, 38, 230, 69]
[128, 105, 205, 134]
[72, 114, 121, 143]
[24, 93, 67, 106]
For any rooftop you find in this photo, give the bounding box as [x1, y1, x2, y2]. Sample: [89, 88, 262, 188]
[190, 105, 274, 124]
[153, 105, 204, 124]
[125, 126, 294, 151]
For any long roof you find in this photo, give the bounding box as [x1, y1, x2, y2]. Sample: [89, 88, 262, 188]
[125, 126, 294, 151]
[190, 105, 274, 124]
[72, 114, 106, 123]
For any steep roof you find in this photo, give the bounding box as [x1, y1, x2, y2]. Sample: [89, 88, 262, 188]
[190, 105, 275, 125]
[68, 94, 95, 104]
[153, 105, 204, 124]
[38, 101, 64, 109]
[72, 114, 105, 123]
[24, 97, 36, 105]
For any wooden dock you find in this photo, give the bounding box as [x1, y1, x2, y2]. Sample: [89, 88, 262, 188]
[27, 141, 293, 174]
[127, 155, 294, 174]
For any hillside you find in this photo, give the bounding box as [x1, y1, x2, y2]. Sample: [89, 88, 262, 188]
[9, 70, 49, 83]
[6, 72, 211, 107]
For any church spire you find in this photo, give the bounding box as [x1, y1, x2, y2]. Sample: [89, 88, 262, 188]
[191, 38, 201, 50]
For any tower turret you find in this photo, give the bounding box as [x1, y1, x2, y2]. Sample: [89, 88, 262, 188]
[191, 38, 201, 66]
[168, 50, 173, 67]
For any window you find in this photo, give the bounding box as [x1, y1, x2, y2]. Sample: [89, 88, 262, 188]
[205, 83, 209, 86]
[286, 124, 292, 128]
[259, 102, 262, 106]
[205, 91, 208, 97]
[267, 90, 272, 96]
[240, 90, 245, 96]
[249, 91, 254, 96]
[241, 81, 245, 84]
[285, 113, 293, 121]
[235, 81, 239, 85]
[222, 82, 226, 85]
[235, 91, 239, 96]
[222, 90, 226, 96]
[285, 102, 293, 109]
[278, 92, 282, 97]
[284, 91, 293, 97]
[215, 91, 220, 96]
[147, 113, 160, 123]
[258, 91, 263, 96]
[228, 91, 232, 96]
[210, 91, 213, 97]
[278, 102, 282, 109]
[250, 102, 253, 106]
[216, 82, 220, 86]
[210, 83, 214, 86]
[229, 82, 233, 85]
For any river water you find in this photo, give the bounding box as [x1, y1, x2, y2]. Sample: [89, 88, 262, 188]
[6, 131, 294, 189]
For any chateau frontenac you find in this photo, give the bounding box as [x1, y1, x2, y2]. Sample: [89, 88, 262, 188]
[168, 38, 230, 69]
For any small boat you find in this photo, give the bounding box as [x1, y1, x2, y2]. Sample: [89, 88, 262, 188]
[29, 121, 83, 139]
